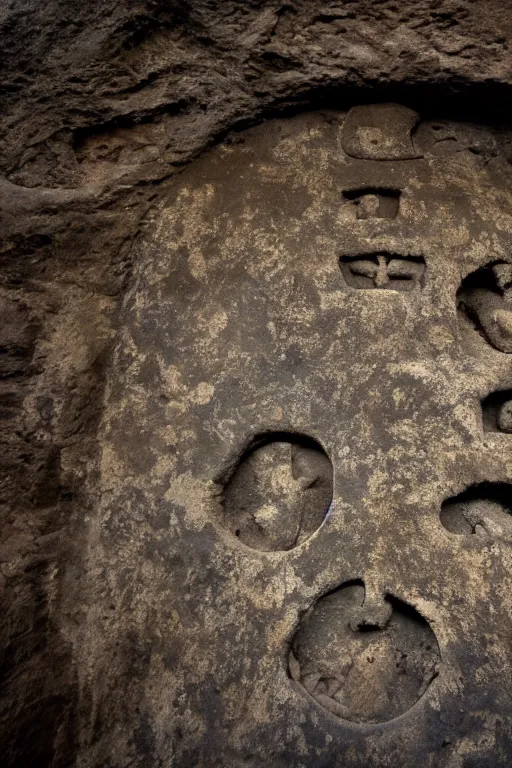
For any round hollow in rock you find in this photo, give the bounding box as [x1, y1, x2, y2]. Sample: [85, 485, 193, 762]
[221, 433, 333, 552]
[289, 581, 440, 724]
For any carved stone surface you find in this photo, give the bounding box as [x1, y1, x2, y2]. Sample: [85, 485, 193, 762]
[457, 261, 512, 353]
[440, 483, 512, 539]
[79, 107, 512, 767]
[290, 581, 440, 724]
[342, 188, 401, 220]
[482, 389, 512, 432]
[3, 4, 512, 768]
[221, 435, 332, 551]
[340, 252, 425, 290]
[341, 104, 420, 160]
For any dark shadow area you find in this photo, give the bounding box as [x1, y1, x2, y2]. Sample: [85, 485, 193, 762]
[457, 261, 512, 353]
[226, 81, 512, 140]
[440, 482, 512, 535]
[482, 390, 512, 433]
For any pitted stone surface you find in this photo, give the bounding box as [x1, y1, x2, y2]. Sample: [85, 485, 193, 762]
[341, 104, 421, 160]
[79, 108, 512, 768]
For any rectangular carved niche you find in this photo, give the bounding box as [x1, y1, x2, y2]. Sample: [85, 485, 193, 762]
[340, 253, 426, 291]
[342, 188, 401, 220]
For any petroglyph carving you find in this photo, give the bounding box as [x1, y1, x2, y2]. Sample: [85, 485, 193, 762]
[290, 582, 440, 723]
[414, 120, 499, 159]
[457, 261, 512, 353]
[86, 104, 512, 766]
[482, 390, 512, 432]
[440, 483, 512, 540]
[340, 253, 425, 291]
[342, 188, 400, 219]
[497, 401, 512, 433]
[221, 434, 332, 551]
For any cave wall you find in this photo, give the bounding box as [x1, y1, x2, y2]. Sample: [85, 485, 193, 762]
[1, 2, 512, 767]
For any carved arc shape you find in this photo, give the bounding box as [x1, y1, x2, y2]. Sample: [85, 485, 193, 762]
[289, 582, 440, 724]
[220, 433, 333, 551]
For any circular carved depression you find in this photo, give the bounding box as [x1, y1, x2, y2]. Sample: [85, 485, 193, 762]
[220, 433, 333, 552]
[289, 581, 440, 724]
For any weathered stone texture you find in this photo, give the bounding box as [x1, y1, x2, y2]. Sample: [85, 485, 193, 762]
[81, 109, 512, 767]
[1, 2, 512, 767]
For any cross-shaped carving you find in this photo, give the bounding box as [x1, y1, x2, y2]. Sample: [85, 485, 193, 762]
[340, 253, 426, 291]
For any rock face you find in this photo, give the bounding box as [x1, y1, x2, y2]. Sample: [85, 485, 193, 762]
[84, 108, 512, 767]
[1, 3, 512, 768]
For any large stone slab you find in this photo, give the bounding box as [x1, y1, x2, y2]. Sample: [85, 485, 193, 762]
[85, 107, 512, 767]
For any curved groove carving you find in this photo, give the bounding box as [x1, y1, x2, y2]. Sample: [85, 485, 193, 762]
[289, 581, 440, 724]
[220, 433, 333, 552]
[457, 261, 512, 352]
[440, 482, 512, 540]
